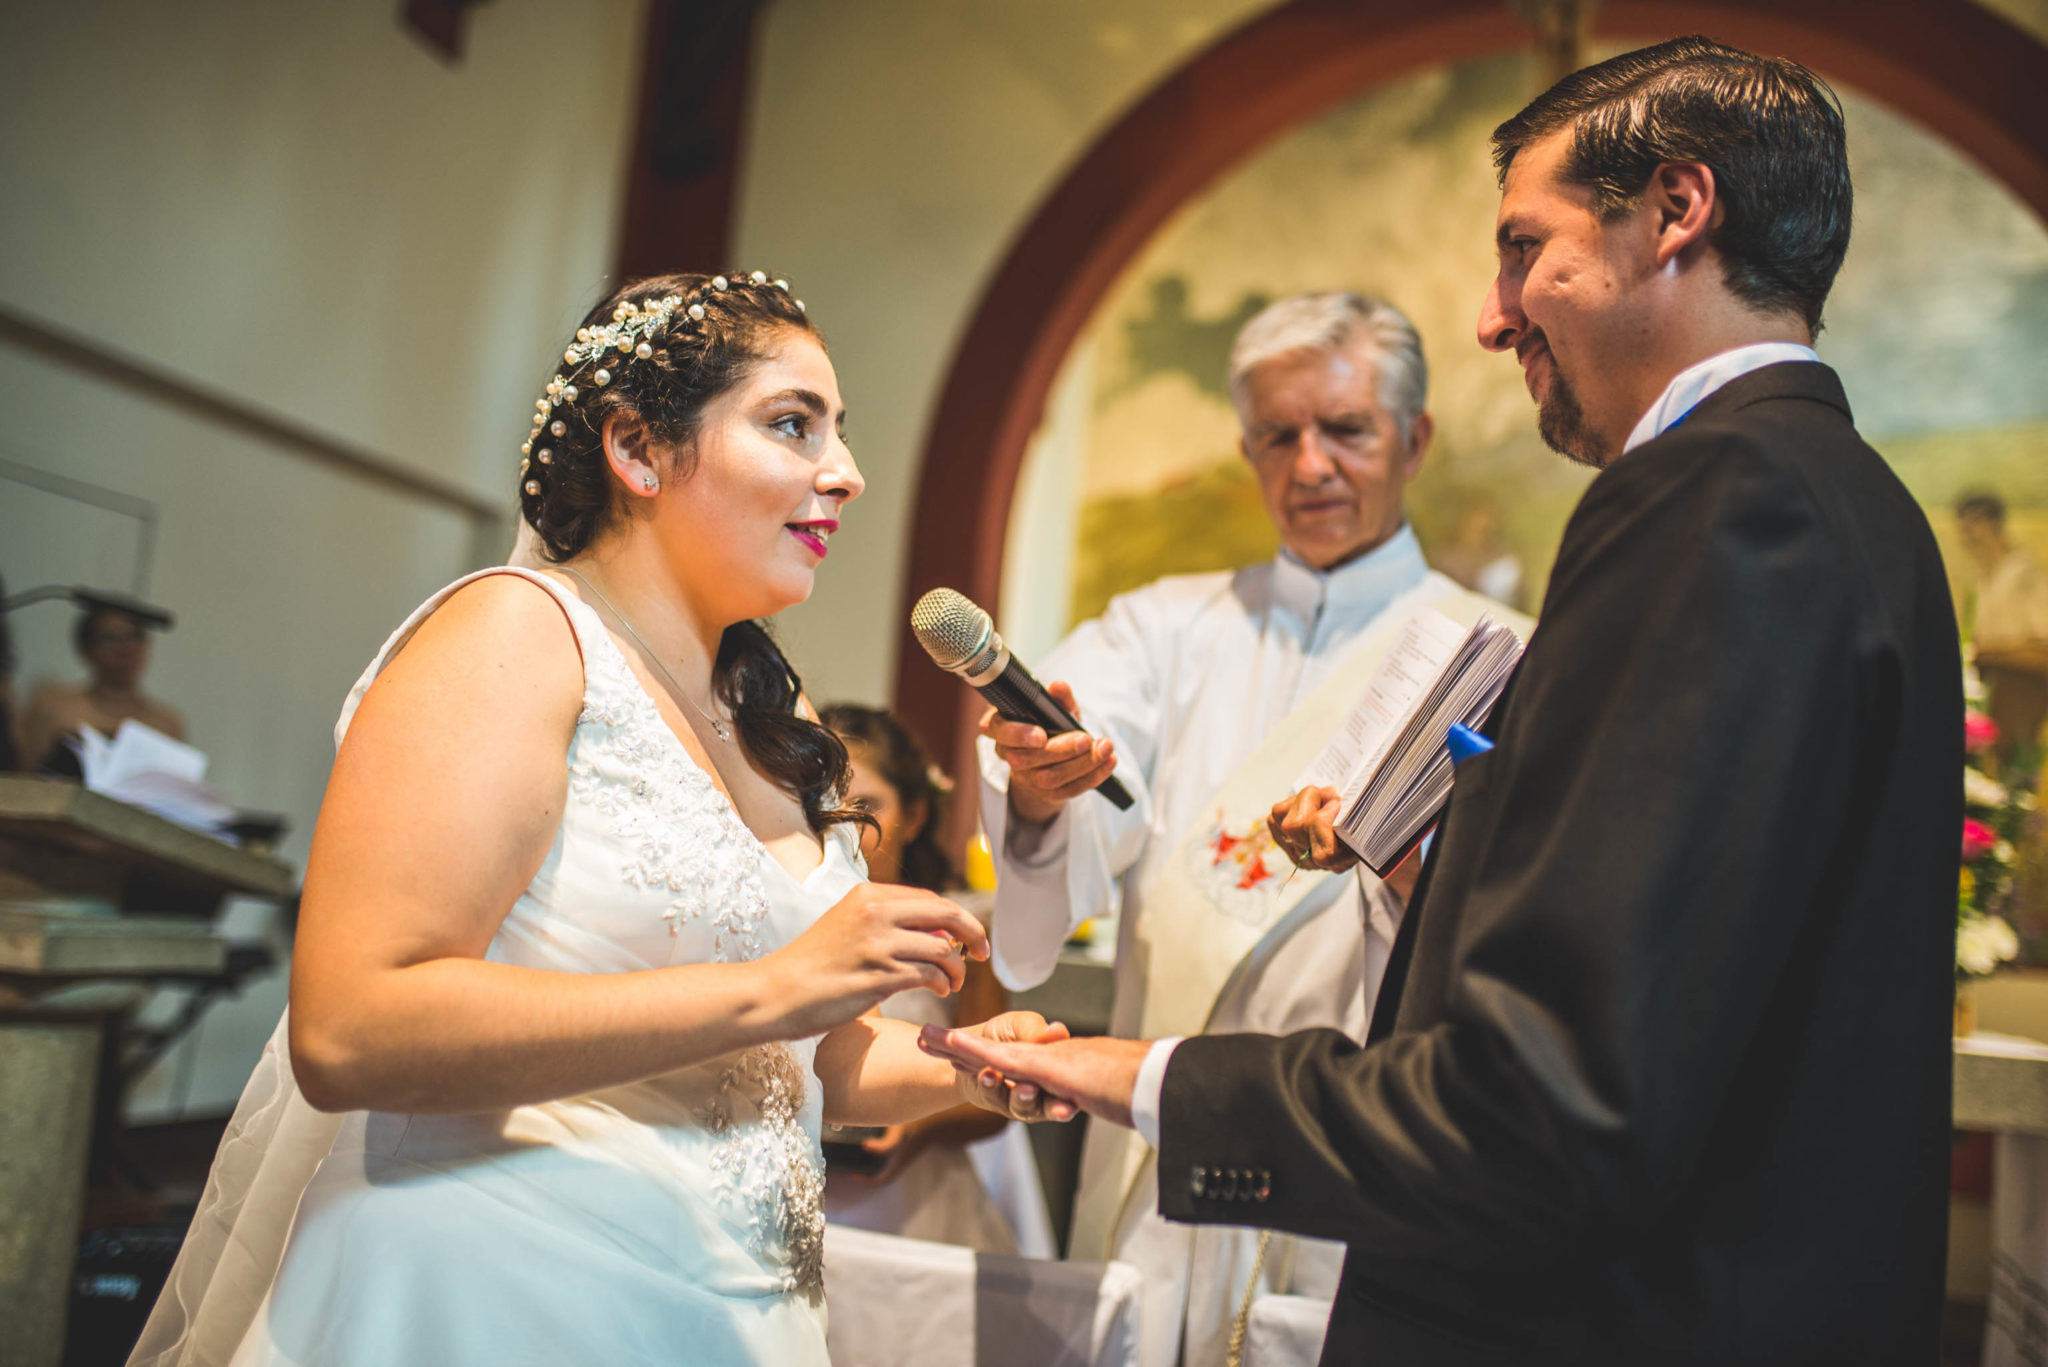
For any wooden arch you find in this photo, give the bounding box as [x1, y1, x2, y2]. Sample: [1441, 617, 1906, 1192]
[890, 0, 2048, 822]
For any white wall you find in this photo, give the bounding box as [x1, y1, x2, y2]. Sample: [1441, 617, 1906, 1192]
[729, 0, 1284, 706]
[1, 0, 645, 1118]
[2, 0, 644, 501]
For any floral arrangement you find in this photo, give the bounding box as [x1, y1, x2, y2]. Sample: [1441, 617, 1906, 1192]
[1959, 706, 2026, 980]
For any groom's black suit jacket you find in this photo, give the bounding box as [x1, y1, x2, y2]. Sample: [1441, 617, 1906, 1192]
[1156, 363, 1961, 1365]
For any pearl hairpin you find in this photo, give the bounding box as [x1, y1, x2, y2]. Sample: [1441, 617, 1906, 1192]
[519, 271, 798, 480]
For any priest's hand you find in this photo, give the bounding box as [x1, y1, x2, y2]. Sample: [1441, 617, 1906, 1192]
[922, 1026, 1148, 1131]
[952, 1011, 1080, 1123]
[980, 680, 1119, 826]
[1269, 785, 1360, 873]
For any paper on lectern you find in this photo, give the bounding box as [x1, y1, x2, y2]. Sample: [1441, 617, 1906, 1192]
[76, 719, 235, 834]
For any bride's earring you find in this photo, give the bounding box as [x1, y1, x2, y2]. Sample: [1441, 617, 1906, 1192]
[642, 475, 658, 493]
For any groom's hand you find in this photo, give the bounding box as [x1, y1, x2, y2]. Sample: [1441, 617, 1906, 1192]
[921, 1026, 1150, 1130]
[1269, 785, 1359, 873]
[952, 1011, 1078, 1123]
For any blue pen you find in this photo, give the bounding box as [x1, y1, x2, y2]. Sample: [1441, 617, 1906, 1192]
[1447, 723, 1494, 766]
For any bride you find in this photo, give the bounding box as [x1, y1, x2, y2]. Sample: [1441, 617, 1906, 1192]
[130, 272, 1071, 1366]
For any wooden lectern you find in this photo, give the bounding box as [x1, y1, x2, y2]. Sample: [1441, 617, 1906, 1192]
[0, 776, 293, 1367]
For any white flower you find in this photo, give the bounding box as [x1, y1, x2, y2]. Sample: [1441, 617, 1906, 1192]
[1964, 767, 2009, 810]
[1958, 913, 2021, 978]
[1995, 840, 2017, 865]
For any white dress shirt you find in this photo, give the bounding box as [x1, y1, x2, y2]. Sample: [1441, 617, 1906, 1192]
[1621, 341, 1819, 453]
[1129, 340, 1821, 1147]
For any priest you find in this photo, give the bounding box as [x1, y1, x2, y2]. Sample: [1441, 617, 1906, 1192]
[977, 293, 1518, 1367]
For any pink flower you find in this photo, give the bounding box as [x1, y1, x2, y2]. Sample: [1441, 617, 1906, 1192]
[1963, 817, 1998, 862]
[1965, 710, 1999, 753]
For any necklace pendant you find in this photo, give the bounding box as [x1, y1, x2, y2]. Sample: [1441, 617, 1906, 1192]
[713, 719, 733, 742]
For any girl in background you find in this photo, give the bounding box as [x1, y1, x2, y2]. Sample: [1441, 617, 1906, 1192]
[821, 704, 1051, 1255]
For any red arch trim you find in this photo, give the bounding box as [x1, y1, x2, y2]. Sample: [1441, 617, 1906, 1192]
[892, 0, 2048, 830]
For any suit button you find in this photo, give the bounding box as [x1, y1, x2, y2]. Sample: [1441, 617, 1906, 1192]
[1189, 1166, 1207, 1199]
[1255, 1170, 1272, 1202]
[1205, 1169, 1220, 1199]
[1223, 1169, 1239, 1200]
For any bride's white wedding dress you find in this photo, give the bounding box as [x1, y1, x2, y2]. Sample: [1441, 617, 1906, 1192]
[130, 568, 863, 1366]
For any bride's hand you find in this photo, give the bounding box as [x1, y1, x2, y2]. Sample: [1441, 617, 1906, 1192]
[951, 1011, 1078, 1123]
[763, 883, 991, 1038]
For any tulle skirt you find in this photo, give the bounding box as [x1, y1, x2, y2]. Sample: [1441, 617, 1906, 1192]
[129, 1017, 829, 1367]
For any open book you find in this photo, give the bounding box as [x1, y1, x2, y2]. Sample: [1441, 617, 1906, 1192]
[1295, 607, 1524, 875]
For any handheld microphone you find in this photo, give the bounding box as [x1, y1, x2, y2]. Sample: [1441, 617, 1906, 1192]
[910, 588, 1133, 810]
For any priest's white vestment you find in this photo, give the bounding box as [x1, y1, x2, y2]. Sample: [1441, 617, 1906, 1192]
[979, 527, 1464, 1367]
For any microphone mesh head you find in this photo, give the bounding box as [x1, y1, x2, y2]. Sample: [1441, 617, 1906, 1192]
[910, 588, 992, 670]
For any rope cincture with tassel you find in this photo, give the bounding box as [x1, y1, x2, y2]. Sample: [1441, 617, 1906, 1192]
[1224, 1229, 1275, 1367]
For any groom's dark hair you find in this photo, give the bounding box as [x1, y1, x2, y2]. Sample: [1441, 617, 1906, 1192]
[1491, 36, 1852, 336]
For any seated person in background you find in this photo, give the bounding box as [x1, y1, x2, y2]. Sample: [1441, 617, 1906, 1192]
[21, 604, 185, 772]
[821, 704, 1028, 1254]
[1956, 489, 2048, 775]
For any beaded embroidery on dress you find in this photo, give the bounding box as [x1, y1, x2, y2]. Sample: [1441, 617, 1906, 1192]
[565, 595, 834, 1291]
[127, 567, 865, 1367]
[568, 625, 776, 956]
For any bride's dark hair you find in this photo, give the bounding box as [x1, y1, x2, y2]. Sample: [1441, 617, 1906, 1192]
[519, 272, 866, 836]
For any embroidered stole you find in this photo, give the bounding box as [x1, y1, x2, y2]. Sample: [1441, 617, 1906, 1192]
[1066, 578, 1526, 1260]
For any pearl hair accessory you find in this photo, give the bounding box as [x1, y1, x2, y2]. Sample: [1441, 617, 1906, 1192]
[518, 272, 799, 494]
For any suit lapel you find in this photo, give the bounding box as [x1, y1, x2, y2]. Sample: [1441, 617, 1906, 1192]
[1368, 365, 1847, 1047]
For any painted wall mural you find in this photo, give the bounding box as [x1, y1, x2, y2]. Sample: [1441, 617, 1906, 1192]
[1036, 49, 2048, 628]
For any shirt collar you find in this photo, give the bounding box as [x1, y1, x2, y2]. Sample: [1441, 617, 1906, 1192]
[1622, 341, 1820, 455]
[1273, 523, 1429, 630]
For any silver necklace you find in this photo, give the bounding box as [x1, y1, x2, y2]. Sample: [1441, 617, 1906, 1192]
[561, 568, 734, 742]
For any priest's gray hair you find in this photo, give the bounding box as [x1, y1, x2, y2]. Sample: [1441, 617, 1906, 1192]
[1227, 292, 1428, 440]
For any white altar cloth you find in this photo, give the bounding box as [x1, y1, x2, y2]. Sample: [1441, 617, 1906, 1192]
[823, 1225, 1141, 1367]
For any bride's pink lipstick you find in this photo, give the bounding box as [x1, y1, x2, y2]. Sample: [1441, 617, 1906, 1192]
[785, 519, 838, 558]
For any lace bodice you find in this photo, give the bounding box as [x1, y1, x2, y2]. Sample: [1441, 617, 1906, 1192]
[332, 567, 865, 1299]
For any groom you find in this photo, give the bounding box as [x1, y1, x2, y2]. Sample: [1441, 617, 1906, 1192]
[927, 36, 1961, 1364]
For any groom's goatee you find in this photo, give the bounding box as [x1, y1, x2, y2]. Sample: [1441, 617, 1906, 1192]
[1537, 367, 1606, 469]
